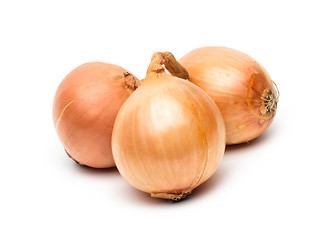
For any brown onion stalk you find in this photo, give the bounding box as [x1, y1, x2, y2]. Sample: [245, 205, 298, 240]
[179, 47, 279, 144]
[112, 52, 226, 201]
[53, 62, 140, 168]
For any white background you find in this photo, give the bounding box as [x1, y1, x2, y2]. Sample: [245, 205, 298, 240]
[1, 0, 326, 239]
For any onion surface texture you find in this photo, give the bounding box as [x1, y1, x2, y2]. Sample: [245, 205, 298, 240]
[112, 52, 226, 201]
[53, 62, 140, 168]
[179, 47, 279, 144]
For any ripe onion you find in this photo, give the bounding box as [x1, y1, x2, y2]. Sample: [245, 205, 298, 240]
[53, 62, 140, 168]
[112, 52, 226, 201]
[179, 47, 279, 144]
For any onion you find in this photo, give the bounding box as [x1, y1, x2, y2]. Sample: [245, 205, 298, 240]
[179, 47, 279, 144]
[53, 62, 140, 168]
[112, 52, 226, 201]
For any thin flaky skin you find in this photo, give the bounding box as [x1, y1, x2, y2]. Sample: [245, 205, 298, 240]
[179, 46, 279, 145]
[112, 52, 226, 200]
[53, 62, 140, 168]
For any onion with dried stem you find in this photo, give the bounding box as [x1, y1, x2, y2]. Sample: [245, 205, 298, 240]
[179, 47, 279, 144]
[53, 62, 140, 168]
[112, 52, 226, 201]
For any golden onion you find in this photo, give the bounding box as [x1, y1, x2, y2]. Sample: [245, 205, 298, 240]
[112, 52, 226, 201]
[179, 46, 279, 144]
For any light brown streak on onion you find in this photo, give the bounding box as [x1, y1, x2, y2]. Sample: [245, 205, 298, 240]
[190, 108, 209, 191]
[55, 99, 74, 130]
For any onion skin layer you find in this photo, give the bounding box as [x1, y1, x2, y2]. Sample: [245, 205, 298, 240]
[112, 52, 226, 200]
[53, 62, 140, 168]
[179, 47, 278, 145]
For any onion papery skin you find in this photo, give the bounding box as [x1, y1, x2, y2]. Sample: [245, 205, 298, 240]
[112, 54, 226, 200]
[53, 62, 140, 168]
[179, 47, 278, 145]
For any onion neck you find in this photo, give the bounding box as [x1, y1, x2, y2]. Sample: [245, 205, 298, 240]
[123, 71, 140, 90]
[145, 52, 189, 80]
